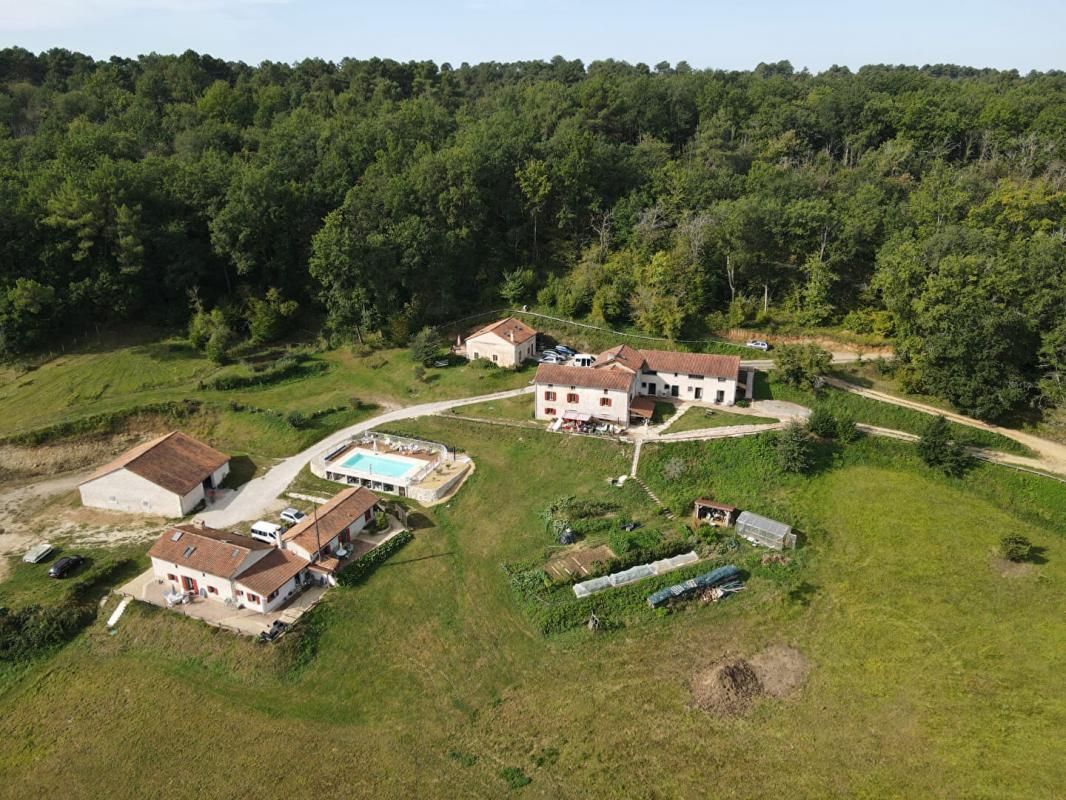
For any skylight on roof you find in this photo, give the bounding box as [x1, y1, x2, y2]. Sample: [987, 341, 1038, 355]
[182, 545, 196, 558]
[171, 530, 183, 541]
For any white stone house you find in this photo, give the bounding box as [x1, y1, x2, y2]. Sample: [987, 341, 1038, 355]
[462, 317, 538, 367]
[144, 487, 382, 616]
[148, 524, 311, 613]
[79, 431, 230, 518]
[282, 487, 379, 581]
[533, 364, 637, 425]
[533, 344, 748, 427]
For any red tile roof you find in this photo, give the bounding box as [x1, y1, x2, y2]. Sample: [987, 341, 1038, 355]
[534, 364, 635, 392]
[629, 396, 657, 418]
[234, 548, 310, 596]
[638, 350, 740, 380]
[81, 431, 229, 496]
[148, 524, 270, 579]
[282, 487, 379, 554]
[466, 317, 537, 346]
[594, 344, 645, 372]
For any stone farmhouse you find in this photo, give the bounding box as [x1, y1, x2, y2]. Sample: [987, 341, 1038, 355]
[534, 344, 753, 427]
[146, 486, 381, 614]
[461, 316, 538, 367]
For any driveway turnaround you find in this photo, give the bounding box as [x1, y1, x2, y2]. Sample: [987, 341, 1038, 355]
[196, 386, 534, 528]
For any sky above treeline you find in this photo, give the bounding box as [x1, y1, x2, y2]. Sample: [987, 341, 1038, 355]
[1, 0, 1063, 72]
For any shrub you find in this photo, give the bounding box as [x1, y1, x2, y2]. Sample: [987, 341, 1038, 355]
[499, 767, 531, 790]
[336, 530, 414, 587]
[409, 326, 439, 364]
[1000, 535, 1033, 563]
[774, 343, 832, 389]
[806, 405, 838, 438]
[286, 410, 309, 429]
[835, 412, 858, 443]
[775, 420, 813, 473]
[917, 416, 971, 476]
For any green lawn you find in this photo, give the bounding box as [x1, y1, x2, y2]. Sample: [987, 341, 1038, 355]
[1, 417, 1065, 796]
[754, 372, 1032, 456]
[450, 392, 536, 423]
[0, 333, 535, 473]
[666, 405, 779, 433]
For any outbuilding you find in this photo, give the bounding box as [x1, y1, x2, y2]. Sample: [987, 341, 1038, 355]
[734, 511, 796, 550]
[79, 431, 230, 518]
[461, 317, 538, 367]
[693, 498, 738, 527]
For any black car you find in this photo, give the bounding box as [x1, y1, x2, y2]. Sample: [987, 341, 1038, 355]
[48, 555, 84, 579]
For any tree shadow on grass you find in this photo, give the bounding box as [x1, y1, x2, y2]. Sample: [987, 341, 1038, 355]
[787, 581, 819, 607]
[134, 341, 199, 361]
[383, 551, 454, 566]
[221, 455, 257, 489]
[405, 512, 436, 531]
[1027, 546, 1049, 565]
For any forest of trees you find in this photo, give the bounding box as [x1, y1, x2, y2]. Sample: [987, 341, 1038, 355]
[1, 48, 1064, 420]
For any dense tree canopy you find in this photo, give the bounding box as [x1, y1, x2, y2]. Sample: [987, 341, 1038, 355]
[1, 49, 1064, 418]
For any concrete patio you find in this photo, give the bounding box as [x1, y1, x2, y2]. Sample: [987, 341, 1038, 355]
[119, 569, 330, 636]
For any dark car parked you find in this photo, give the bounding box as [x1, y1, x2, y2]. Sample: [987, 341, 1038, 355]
[48, 555, 84, 579]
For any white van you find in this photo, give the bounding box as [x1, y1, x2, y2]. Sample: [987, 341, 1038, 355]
[250, 521, 284, 546]
[572, 353, 597, 367]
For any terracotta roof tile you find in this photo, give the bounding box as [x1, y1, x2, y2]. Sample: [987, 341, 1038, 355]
[638, 350, 740, 379]
[534, 364, 634, 392]
[282, 487, 379, 554]
[148, 524, 270, 579]
[466, 317, 537, 346]
[81, 431, 229, 496]
[594, 344, 645, 372]
[235, 548, 310, 596]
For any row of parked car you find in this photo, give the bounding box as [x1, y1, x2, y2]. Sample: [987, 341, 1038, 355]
[22, 543, 85, 578]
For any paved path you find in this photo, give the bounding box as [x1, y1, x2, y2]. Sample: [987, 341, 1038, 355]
[196, 386, 534, 528]
[826, 377, 1066, 475]
[741, 352, 869, 370]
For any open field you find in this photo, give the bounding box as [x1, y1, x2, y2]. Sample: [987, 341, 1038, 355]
[0, 331, 532, 442]
[755, 372, 1032, 456]
[666, 406, 779, 433]
[449, 392, 536, 423]
[1, 416, 1065, 797]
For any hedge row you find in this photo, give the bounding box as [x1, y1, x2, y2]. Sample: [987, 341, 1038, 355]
[0, 401, 203, 446]
[336, 530, 414, 587]
[200, 353, 326, 391]
[0, 558, 136, 663]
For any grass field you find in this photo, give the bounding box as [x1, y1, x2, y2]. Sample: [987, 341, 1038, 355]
[0, 331, 532, 441]
[754, 372, 1032, 456]
[666, 406, 779, 433]
[2, 416, 1065, 797]
[450, 393, 536, 423]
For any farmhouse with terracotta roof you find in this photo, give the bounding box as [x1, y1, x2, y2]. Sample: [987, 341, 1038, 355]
[461, 316, 538, 367]
[143, 486, 384, 616]
[79, 431, 230, 518]
[534, 346, 750, 427]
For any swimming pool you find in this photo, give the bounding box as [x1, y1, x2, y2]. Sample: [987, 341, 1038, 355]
[338, 450, 422, 479]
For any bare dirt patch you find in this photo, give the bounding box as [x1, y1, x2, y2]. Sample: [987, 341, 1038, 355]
[691, 644, 809, 716]
[0, 427, 169, 482]
[991, 556, 1036, 578]
[0, 470, 164, 581]
[545, 544, 615, 581]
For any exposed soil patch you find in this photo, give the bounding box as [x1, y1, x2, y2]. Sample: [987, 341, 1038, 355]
[545, 544, 615, 581]
[691, 644, 809, 716]
[0, 426, 170, 481]
[991, 556, 1036, 578]
[0, 470, 164, 582]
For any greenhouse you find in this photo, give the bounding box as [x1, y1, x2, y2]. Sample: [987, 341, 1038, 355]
[735, 511, 796, 550]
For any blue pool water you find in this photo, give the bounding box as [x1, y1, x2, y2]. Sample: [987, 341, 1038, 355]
[339, 451, 417, 478]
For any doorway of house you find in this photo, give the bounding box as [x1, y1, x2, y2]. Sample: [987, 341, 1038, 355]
[694, 387, 703, 400]
[181, 576, 198, 593]
[671, 385, 680, 398]
[715, 389, 725, 403]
